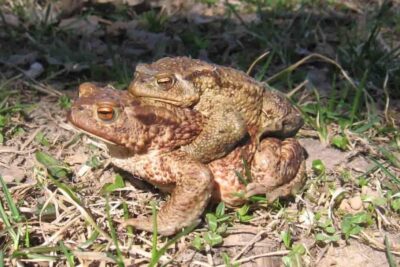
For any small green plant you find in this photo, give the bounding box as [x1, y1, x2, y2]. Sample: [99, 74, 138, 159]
[235, 204, 253, 223]
[222, 252, 240, 267]
[341, 212, 373, 240]
[58, 95, 72, 109]
[180, 31, 210, 57]
[312, 159, 325, 177]
[314, 218, 340, 244]
[192, 202, 231, 250]
[282, 243, 306, 267]
[139, 10, 168, 33]
[0, 91, 31, 143]
[281, 230, 292, 249]
[86, 155, 102, 169]
[390, 197, 400, 213]
[35, 132, 50, 147]
[303, 91, 328, 142]
[281, 229, 307, 266]
[331, 134, 349, 150]
[101, 174, 125, 194]
[35, 151, 72, 179]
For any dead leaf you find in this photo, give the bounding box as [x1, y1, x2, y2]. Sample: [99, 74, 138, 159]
[106, 20, 138, 35]
[306, 67, 332, 97]
[7, 52, 38, 66]
[24, 62, 44, 79]
[93, 0, 144, 5]
[55, 0, 85, 17]
[0, 166, 25, 183]
[123, 0, 145, 5]
[299, 138, 350, 171]
[0, 13, 20, 27]
[126, 29, 170, 51]
[64, 150, 88, 165]
[318, 236, 398, 267]
[59, 16, 103, 36]
[346, 156, 373, 172]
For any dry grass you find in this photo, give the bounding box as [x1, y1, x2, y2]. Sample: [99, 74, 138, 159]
[0, 0, 400, 266]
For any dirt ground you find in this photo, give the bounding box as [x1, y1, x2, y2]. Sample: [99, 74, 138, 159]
[1, 0, 400, 266]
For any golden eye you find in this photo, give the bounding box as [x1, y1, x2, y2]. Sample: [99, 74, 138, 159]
[97, 103, 117, 122]
[156, 75, 175, 89]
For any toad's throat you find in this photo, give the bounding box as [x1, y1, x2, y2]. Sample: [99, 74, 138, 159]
[68, 121, 117, 146]
[67, 120, 137, 159]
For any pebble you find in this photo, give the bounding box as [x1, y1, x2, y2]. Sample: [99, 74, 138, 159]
[349, 196, 363, 210]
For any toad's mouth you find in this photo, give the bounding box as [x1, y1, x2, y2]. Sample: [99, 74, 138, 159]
[138, 95, 183, 106]
[67, 110, 118, 146]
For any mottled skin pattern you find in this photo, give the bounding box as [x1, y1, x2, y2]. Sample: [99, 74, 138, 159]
[128, 57, 304, 163]
[68, 83, 203, 154]
[68, 83, 306, 236]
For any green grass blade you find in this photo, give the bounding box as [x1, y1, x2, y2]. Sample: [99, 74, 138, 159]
[78, 231, 99, 249]
[122, 202, 134, 247]
[350, 70, 368, 124]
[59, 241, 75, 267]
[24, 223, 30, 248]
[384, 235, 397, 267]
[379, 147, 400, 168]
[105, 195, 124, 267]
[0, 199, 17, 241]
[369, 158, 400, 184]
[150, 201, 159, 267]
[158, 223, 198, 257]
[149, 223, 198, 267]
[0, 175, 21, 222]
[50, 177, 113, 242]
[0, 250, 4, 267]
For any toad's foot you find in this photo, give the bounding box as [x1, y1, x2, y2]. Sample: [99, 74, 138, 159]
[246, 138, 306, 202]
[117, 151, 213, 236]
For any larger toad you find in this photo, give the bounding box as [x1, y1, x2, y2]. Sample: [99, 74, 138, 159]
[128, 57, 304, 163]
[68, 83, 306, 236]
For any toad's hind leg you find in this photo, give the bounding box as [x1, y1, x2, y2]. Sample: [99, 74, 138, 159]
[121, 151, 213, 236]
[246, 138, 306, 202]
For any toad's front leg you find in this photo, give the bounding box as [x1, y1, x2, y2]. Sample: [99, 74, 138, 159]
[181, 107, 247, 163]
[114, 151, 213, 236]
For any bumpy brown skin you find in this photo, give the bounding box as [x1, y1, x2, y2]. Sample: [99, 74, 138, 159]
[68, 83, 306, 236]
[128, 57, 304, 163]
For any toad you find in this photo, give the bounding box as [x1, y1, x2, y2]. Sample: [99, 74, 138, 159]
[128, 57, 304, 163]
[68, 83, 306, 236]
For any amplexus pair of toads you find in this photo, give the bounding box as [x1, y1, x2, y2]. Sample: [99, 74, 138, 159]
[67, 57, 307, 236]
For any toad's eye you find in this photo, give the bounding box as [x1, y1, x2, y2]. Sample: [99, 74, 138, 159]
[156, 75, 175, 90]
[97, 104, 116, 122]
